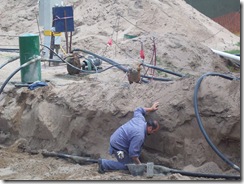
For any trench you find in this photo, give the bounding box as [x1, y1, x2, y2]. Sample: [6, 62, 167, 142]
[0, 68, 241, 179]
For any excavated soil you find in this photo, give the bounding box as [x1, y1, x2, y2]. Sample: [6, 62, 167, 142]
[0, 0, 241, 181]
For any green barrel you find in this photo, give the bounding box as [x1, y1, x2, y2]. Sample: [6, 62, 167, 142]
[19, 33, 41, 83]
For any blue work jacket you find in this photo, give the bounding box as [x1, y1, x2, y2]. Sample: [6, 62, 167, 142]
[110, 107, 147, 158]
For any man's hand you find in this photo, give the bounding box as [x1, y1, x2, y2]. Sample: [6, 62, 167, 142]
[144, 102, 159, 113]
[132, 157, 141, 164]
[151, 102, 159, 111]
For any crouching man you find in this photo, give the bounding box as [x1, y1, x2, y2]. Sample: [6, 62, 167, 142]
[98, 102, 160, 174]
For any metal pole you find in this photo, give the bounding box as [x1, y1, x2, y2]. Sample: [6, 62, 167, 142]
[69, 32, 73, 53]
[64, 10, 69, 53]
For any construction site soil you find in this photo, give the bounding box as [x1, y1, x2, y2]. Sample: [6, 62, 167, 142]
[0, 0, 241, 181]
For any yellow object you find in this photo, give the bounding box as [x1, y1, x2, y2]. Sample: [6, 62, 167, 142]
[43, 30, 61, 36]
[60, 45, 67, 56]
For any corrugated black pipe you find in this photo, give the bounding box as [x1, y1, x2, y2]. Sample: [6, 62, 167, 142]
[0, 56, 41, 95]
[193, 72, 240, 172]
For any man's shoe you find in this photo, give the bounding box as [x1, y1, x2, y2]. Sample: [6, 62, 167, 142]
[98, 159, 105, 174]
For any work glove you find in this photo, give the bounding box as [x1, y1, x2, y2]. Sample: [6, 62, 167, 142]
[117, 151, 124, 159]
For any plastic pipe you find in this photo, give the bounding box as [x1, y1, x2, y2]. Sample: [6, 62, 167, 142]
[0, 48, 19, 53]
[42, 150, 98, 164]
[170, 168, 240, 180]
[193, 72, 240, 172]
[0, 56, 41, 95]
[41, 59, 63, 63]
[128, 164, 240, 180]
[77, 49, 128, 72]
[140, 74, 172, 81]
[40, 44, 116, 74]
[153, 165, 240, 180]
[211, 49, 240, 61]
[0, 56, 20, 70]
[74, 49, 172, 82]
[141, 63, 184, 77]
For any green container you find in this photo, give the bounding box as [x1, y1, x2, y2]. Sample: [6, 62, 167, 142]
[19, 33, 41, 83]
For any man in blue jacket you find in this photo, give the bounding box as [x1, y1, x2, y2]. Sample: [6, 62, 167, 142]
[98, 102, 160, 173]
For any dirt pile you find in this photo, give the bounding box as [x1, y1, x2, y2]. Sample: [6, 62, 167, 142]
[0, 0, 241, 181]
[0, 0, 240, 74]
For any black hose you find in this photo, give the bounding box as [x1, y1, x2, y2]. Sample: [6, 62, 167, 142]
[54, 153, 98, 163]
[154, 164, 240, 180]
[0, 48, 19, 53]
[193, 72, 240, 172]
[42, 151, 98, 164]
[0, 56, 20, 70]
[41, 59, 63, 63]
[73, 49, 173, 82]
[0, 56, 41, 95]
[170, 169, 240, 180]
[72, 49, 149, 83]
[40, 45, 117, 74]
[140, 74, 172, 81]
[73, 49, 129, 72]
[141, 63, 184, 77]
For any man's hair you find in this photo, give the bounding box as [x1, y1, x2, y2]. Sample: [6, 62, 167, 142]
[146, 118, 158, 130]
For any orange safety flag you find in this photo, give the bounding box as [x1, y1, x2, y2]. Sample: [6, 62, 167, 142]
[107, 38, 113, 46]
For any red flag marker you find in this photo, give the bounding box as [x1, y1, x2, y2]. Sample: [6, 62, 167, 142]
[140, 49, 145, 59]
[107, 38, 112, 46]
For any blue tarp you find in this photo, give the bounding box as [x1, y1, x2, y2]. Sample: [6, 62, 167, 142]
[28, 81, 48, 90]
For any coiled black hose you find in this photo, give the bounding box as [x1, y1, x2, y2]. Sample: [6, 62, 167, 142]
[193, 72, 240, 172]
[0, 56, 41, 95]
